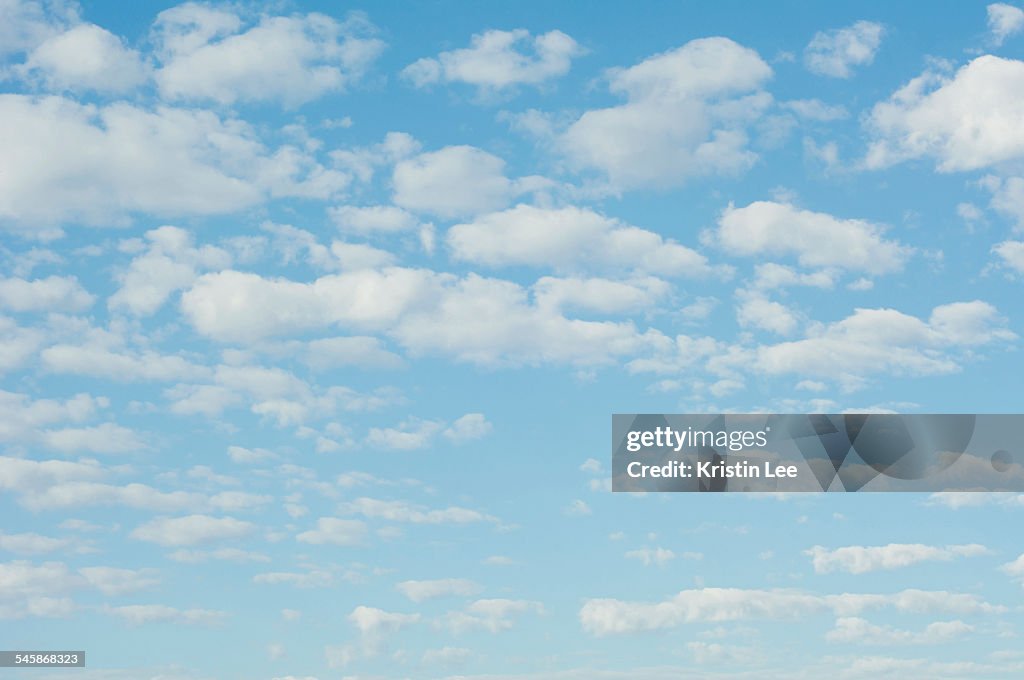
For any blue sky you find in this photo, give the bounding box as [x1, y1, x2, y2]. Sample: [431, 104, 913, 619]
[2, 1, 1024, 678]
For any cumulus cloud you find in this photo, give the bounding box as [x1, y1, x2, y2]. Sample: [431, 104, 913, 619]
[396, 578, 482, 602]
[579, 587, 1002, 635]
[295, 517, 366, 546]
[715, 201, 910, 275]
[152, 6, 385, 106]
[108, 226, 231, 316]
[443, 598, 544, 634]
[393, 146, 527, 219]
[0, 275, 94, 312]
[18, 23, 148, 93]
[804, 21, 884, 78]
[342, 497, 496, 524]
[754, 301, 1014, 387]
[103, 603, 226, 626]
[806, 544, 990, 574]
[0, 95, 349, 229]
[865, 56, 1024, 171]
[556, 37, 772, 189]
[993, 240, 1024, 273]
[826, 616, 973, 645]
[130, 515, 256, 547]
[181, 267, 664, 367]
[448, 204, 722, 278]
[988, 3, 1024, 46]
[443, 413, 493, 443]
[402, 28, 583, 94]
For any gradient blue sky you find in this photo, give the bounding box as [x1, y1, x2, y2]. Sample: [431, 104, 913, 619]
[2, 1, 1024, 678]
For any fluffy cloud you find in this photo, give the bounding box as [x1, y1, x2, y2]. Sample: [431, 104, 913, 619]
[393, 146, 526, 219]
[624, 547, 677, 567]
[826, 616, 973, 645]
[103, 604, 226, 626]
[579, 587, 1001, 635]
[108, 226, 231, 316]
[152, 6, 385, 106]
[754, 301, 1014, 387]
[443, 598, 543, 633]
[342, 497, 495, 524]
[865, 56, 1024, 171]
[806, 544, 990, 574]
[396, 578, 482, 602]
[329, 205, 418, 233]
[295, 517, 367, 546]
[181, 267, 663, 367]
[0, 0, 78, 57]
[19, 23, 148, 93]
[0, 95, 349, 229]
[130, 515, 256, 546]
[993, 240, 1024, 273]
[557, 37, 772, 189]
[988, 3, 1024, 46]
[804, 21, 884, 78]
[0, 276, 93, 312]
[402, 28, 583, 93]
[715, 201, 910, 274]
[533, 276, 671, 315]
[448, 204, 720, 277]
[443, 413, 492, 443]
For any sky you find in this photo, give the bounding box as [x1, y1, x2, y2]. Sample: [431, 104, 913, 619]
[2, 0, 1024, 678]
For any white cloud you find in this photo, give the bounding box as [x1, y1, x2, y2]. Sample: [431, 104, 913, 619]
[130, 515, 255, 547]
[0, 532, 76, 556]
[296, 517, 367, 546]
[103, 604, 226, 626]
[79, 566, 159, 595]
[736, 292, 800, 336]
[342, 497, 496, 524]
[253, 569, 334, 589]
[109, 226, 231, 316]
[153, 7, 385, 106]
[804, 21, 884, 78]
[996, 241, 1024, 272]
[557, 37, 772, 189]
[329, 205, 418, 233]
[532, 276, 670, 315]
[19, 23, 148, 93]
[806, 544, 990, 574]
[226, 445, 276, 464]
[566, 499, 592, 516]
[396, 578, 482, 602]
[366, 417, 444, 450]
[182, 268, 662, 367]
[579, 587, 1001, 635]
[402, 28, 582, 93]
[827, 616, 973, 645]
[0, 0, 78, 56]
[40, 422, 145, 454]
[1001, 553, 1024, 582]
[986, 176, 1024, 229]
[715, 201, 910, 274]
[443, 413, 493, 443]
[988, 3, 1024, 46]
[865, 56, 1024, 171]
[302, 337, 404, 370]
[443, 598, 543, 634]
[168, 548, 269, 564]
[42, 341, 209, 383]
[393, 146, 520, 218]
[782, 99, 849, 121]
[448, 204, 720, 277]
[625, 547, 676, 567]
[422, 646, 472, 665]
[0, 276, 94, 312]
[0, 95, 349, 230]
[754, 301, 1014, 387]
